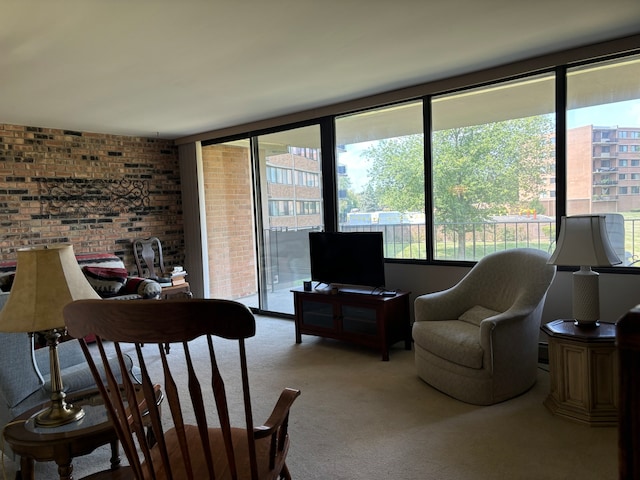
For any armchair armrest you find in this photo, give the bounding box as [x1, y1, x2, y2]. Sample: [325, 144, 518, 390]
[414, 288, 474, 322]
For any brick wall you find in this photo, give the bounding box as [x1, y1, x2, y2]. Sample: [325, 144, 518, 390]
[201, 144, 256, 299]
[0, 124, 184, 274]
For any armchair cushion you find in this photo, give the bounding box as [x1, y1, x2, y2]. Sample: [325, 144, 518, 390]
[458, 305, 501, 327]
[413, 320, 484, 369]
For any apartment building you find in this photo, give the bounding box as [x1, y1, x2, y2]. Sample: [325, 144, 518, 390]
[541, 125, 640, 215]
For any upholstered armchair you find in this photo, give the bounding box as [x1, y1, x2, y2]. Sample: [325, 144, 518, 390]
[412, 248, 556, 405]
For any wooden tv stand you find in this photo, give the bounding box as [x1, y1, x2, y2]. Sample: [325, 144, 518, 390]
[291, 286, 411, 361]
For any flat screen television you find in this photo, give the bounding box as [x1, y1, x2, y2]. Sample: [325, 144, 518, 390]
[309, 231, 386, 288]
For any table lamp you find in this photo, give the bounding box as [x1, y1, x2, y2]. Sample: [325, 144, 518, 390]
[0, 244, 100, 427]
[548, 215, 621, 328]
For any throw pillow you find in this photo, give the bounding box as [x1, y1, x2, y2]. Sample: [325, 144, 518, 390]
[458, 305, 501, 327]
[82, 266, 128, 297]
[123, 277, 162, 299]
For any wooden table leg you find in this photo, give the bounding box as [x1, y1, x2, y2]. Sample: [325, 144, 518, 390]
[56, 460, 73, 480]
[109, 440, 121, 469]
[19, 456, 34, 480]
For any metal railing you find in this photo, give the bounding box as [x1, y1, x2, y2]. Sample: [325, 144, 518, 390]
[341, 218, 640, 264]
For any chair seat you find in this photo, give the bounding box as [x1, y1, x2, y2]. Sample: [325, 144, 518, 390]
[148, 425, 288, 480]
[412, 320, 483, 369]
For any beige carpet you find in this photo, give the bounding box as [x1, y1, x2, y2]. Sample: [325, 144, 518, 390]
[1, 315, 617, 479]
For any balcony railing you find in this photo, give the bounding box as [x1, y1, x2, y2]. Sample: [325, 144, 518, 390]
[340, 218, 640, 265]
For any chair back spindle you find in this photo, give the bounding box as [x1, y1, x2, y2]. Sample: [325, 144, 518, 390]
[64, 299, 300, 480]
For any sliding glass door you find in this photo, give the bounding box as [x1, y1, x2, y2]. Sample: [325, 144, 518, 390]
[255, 125, 323, 313]
[201, 124, 322, 315]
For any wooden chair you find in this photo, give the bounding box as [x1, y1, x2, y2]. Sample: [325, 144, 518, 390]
[132, 237, 167, 281]
[63, 299, 301, 480]
[617, 306, 640, 479]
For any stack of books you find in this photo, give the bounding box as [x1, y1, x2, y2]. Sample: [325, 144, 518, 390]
[170, 266, 187, 286]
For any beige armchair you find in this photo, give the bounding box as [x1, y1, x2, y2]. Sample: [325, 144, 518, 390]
[412, 248, 556, 405]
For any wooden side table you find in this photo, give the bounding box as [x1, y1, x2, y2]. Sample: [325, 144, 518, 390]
[4, 386, 162, 480]
[542, 319, 618, 426]
[3, 389, 121, 480]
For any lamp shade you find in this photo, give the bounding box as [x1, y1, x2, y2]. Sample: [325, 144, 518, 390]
[0, 244, 100, 333]
[548, 215, 621, 267]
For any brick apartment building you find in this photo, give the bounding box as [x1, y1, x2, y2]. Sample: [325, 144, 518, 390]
[540, 125, 640, 215]
[265, 147, 322, 229]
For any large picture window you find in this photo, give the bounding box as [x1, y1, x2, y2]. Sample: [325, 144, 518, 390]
[335, 101, 425, 259]
[567, 54, 640, 266]
[431, 74, 556, 261]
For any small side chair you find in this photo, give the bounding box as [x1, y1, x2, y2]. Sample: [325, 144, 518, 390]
[132, 237, 168, 282]
[64, 298, 301, 480]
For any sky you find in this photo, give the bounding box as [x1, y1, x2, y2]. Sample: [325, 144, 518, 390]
[339, 99, 640, 193]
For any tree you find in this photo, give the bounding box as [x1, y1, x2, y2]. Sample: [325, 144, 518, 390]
[337, 173, 359, 223]
[433, 116, 554, 257]
[363, 135, 425, 212]
[360, 115, 554, 258]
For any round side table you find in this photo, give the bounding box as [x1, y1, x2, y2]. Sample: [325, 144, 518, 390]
[3, 388, 121, 480]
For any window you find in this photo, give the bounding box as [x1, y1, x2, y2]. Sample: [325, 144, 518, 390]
[620, 174, 627, 180]
[431, 74, 556, 260]
[296, 201, 320, 215]
[267, 166, 293, 185]
[296, 171, 319, 187]
[335, 101, 424, 259]
[268, 200, 295, 216]
[567, 54, 640, 265]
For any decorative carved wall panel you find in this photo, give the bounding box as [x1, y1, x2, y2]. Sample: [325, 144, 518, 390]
[36, 177, 150, 216]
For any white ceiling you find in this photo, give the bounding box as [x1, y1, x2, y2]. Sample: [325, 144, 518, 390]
[2, 0, 640, 140]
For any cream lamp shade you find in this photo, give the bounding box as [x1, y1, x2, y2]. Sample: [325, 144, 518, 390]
[548, 215, 621, 327]
[0, 243, 100, 427]
[0, 244, 100, 332]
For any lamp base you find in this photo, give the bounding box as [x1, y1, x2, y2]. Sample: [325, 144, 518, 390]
[35, 398, 85, 427]
[35, 329, 85, 428]
[573, 319, 600, 329]
[572, 266, 601, 328]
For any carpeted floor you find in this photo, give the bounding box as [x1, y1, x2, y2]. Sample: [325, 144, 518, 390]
[1, 315, 618, 479]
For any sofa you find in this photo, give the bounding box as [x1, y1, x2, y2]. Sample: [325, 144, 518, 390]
[0, 292, 140, 459]
[0, 252, 161, 300]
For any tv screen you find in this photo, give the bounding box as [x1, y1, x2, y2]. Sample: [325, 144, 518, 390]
[309, 232, 386, 288]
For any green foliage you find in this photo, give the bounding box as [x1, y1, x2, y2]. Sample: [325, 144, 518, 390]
[363, 135, 425, 212]
[433, 116, 554, 226]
